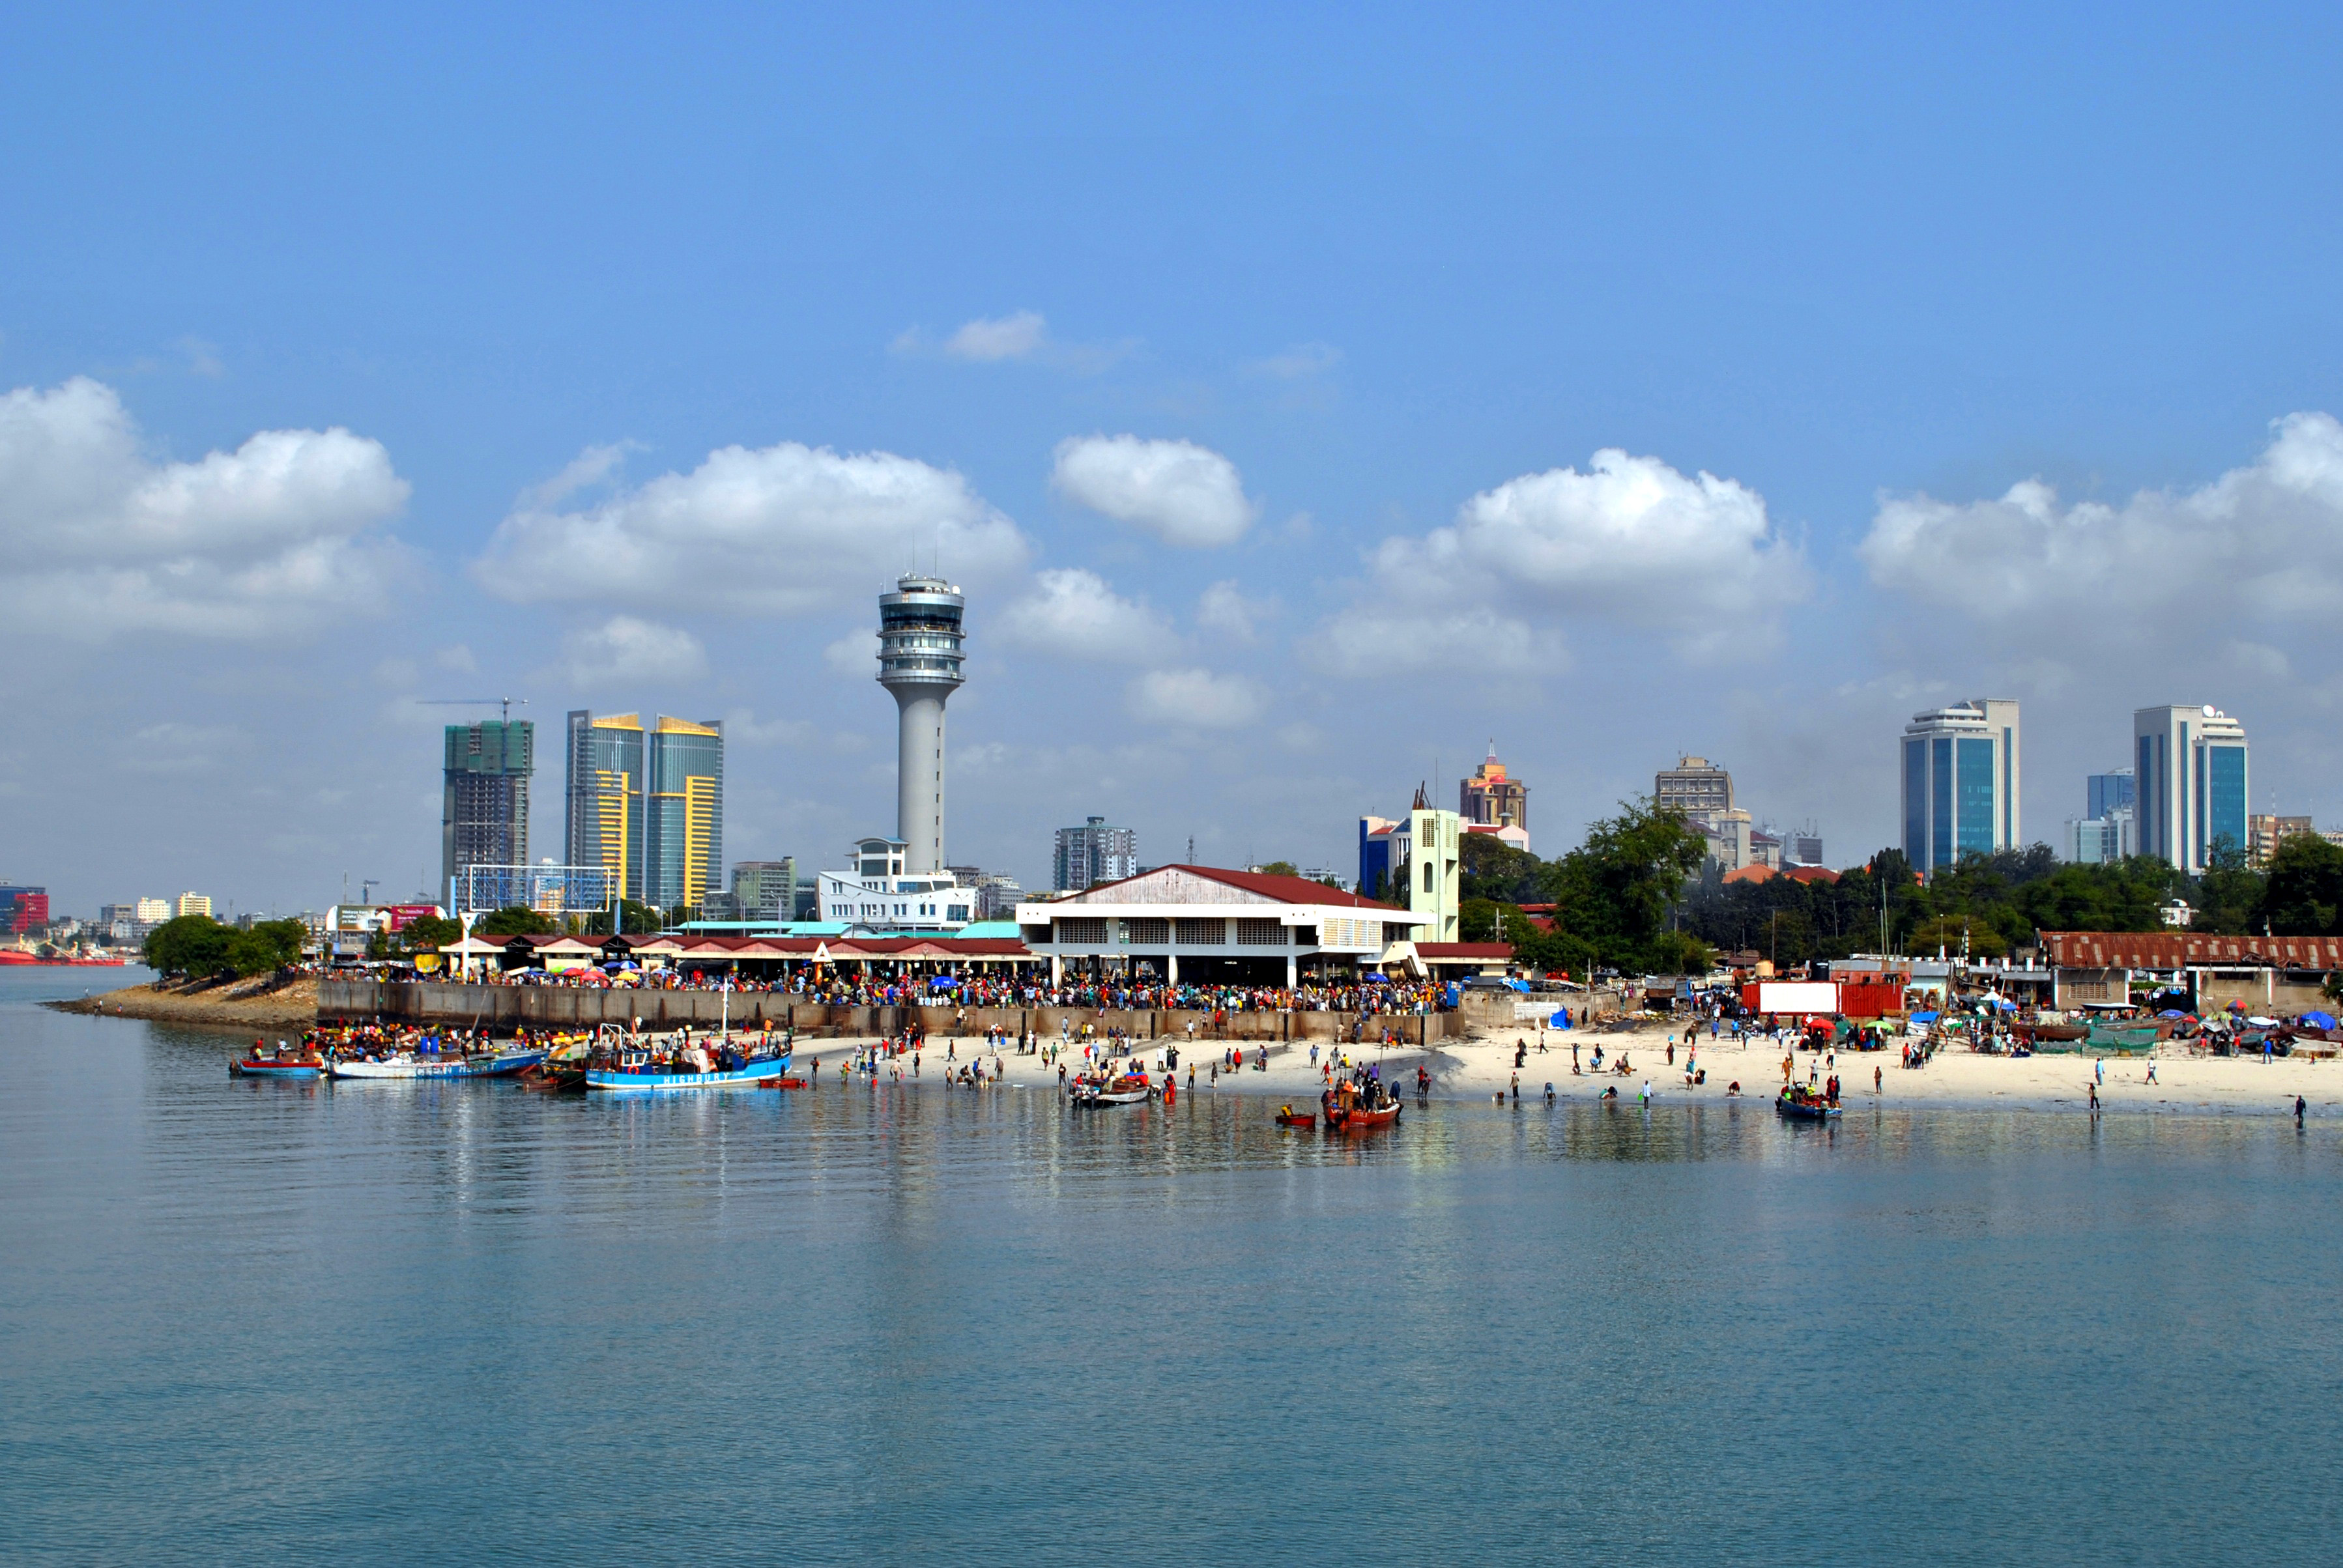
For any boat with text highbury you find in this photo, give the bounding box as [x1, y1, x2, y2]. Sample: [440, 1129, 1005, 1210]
[328, 1045, 549, 1080]
[584, 1042, 792, 1092]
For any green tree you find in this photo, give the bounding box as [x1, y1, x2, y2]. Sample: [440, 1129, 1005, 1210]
[143, 915, 230, 977]
[1257, 860, 1299, 878]
[478, 905, 557, 937]
[2264, 834, 2343, 935]
[2194, 837, 2266, 935]
[1545, 799, 1708, 971]
[397, 913, 461, 953]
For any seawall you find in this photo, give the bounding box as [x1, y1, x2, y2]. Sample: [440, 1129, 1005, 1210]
[314, 978, 1517, 1044]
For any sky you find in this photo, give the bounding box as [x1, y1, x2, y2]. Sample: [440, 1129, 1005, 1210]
[5, 3, 2343, 917]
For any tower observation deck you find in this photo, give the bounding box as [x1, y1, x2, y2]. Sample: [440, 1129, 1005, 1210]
[877, 573, 965, 874]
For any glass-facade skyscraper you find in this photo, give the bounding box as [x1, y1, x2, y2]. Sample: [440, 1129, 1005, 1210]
[645, 717, 723, 912]
[1899, 699, 2020, 876]
[442, 720, 533, 902]
[566, 711, 645, 902]
[2133, 705, 2249, 872]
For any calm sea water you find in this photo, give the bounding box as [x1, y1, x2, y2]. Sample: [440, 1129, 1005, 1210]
[3, 969, 2338, 1565]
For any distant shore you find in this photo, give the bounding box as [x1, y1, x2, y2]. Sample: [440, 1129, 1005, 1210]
[46, 977, 319, 1033]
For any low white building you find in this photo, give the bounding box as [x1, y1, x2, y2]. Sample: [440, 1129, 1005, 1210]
[816, 836, 974, 932]
[1014, 864, 1427, 986]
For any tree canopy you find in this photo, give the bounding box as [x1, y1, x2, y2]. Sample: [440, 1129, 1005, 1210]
[143, 915, 307, 979]
[477, 905, 558, 937]
[1460, 799, 1710, 975]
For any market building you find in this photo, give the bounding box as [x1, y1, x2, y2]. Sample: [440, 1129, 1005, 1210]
[1014, 864, 1427, 986]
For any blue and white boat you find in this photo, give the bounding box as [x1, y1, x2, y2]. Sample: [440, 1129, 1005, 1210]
[586, 1045, 793, 1092]
[328, 1046, 549, 1080]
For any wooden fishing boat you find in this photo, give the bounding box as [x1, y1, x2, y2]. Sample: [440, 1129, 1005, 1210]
[1325, 1099, 1399, 1132]
[1074, 1072, 1151, 1105]
[329, 1047, 549, 1080]
[230, 1047, 323, 1079]
[1273, 1106, 1315, 1128]
[1774, 1087, 1841, 1120]
[585, 1046, 792, 1092]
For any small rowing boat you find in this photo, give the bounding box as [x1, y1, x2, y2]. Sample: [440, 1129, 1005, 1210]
[585, 1046, 792, 1092]
[329, 1047, 548, 1080]
[1273, 1105, 1315, 1128]
[1774, 1087, 1841, 1120]
[231, 1045, 323, 1079]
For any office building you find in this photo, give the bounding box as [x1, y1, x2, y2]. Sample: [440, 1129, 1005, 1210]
[1656, 756, 1734, 820]
[1787, 829, 1824, 867]
[730, 859, 798, 922]
[2134, 706, 2248, 873]
[1055, 817, 1139, 892]
[442, 719, 533, 901]
[2250, 814, 2315, 866]
[1900, 700, 2022, 874]
[2086, 768, 2135, 823]
[1459, 745, 1529, 847]
[0, 885, 50, 934]
[175, 891, 212, 919]
[2065, 812, 2135, 865]
[878, 573, 966, 874]
[566, 711, 645, 902]
[135, 896, 171, 924]
[645, 718, 723, 912]
[817, 836, 973, 932]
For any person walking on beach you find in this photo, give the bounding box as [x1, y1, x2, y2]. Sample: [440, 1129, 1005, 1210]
[1874, 1064, 1882, 1095]
[2094, 1057, 2104, 1087]
[2297, 1094, 2307, 1127]
[2146, 1059, 2158, 1084]
[2088, 1081, 2098, 1114]
[1639, 1079, 1650, 1108]
[1782, 1053, 1794, 1086]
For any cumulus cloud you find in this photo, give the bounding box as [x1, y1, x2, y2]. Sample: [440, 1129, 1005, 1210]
[824, 631, 879, 676]
[557, 615, 708, 687]
[996, 567, 1175, 661]
[1314, 446, 1803, 675]
[943, 311, 1047, 362]
[1861, 412, 2343, 620]
[474, 440, 1028, 615]
[0, 377, 411, 639]
[1196, 579, 1276, 642]
[1246, 342, 1342, 379]
[1127, 666, 1269, 728]
[1052, 435, 1258, 547]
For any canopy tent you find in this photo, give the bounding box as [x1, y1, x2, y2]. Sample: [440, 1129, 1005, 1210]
[2301, 1010, 2338, 1030]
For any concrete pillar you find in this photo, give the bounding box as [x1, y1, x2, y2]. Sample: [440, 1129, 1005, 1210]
[1286, 954, 1297, 988]
[1168, 952, 1178, 985]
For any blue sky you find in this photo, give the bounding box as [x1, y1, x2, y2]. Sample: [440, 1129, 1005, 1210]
[5, 4, 2342, 913]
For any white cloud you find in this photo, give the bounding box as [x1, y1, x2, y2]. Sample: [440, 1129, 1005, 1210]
[824, 631, 878, 676]
[1861, 412, 2343, 621]
[1052, 434, 1258, 547]
[525, 441, 642, 508]
[943, 311, 1047, 362]
[123, 721, 244, 775]
[474, 440, 1028, 615]
[0, 377, 411, 639]
[724, 708, 818, 747]
[1315, 446, 1803, 675]
[996, 567, 1175, 661]
[557, 615, 708, 687]
[1196, 578, 1276, 642]
[1127, 666, 1269, 728]
[1247, 342, 1342, 378]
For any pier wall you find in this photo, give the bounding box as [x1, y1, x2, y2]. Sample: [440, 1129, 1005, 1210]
[314, 978, 1506, 1044]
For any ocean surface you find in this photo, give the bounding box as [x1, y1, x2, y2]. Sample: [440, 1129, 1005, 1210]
[3, 968, 2338, 1565]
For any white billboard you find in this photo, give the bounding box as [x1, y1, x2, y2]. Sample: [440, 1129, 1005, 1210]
[1756, 981, 1839, 1014]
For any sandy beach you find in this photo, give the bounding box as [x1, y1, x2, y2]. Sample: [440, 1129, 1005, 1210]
[793, 1020, 2340, 1119]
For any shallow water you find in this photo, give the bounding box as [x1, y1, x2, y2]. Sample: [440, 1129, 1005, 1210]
[3, 969, 2338, 1565]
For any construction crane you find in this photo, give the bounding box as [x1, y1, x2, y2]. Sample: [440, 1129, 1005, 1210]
[418, 697, 529, 722]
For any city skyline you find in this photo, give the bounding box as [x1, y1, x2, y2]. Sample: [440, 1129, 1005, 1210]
[6, 10, 2343, 911]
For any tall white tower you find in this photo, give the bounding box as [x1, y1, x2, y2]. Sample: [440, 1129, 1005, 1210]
[877, 573, 966, 874]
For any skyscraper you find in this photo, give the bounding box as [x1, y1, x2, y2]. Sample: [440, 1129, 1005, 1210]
[2086, 767, 2135, 822]
[1899, 700, 2020, 874]
[1054, 816, 1138, 891]
[730, 859, 797, 922]
[566, 710, 644, 902]
[442, 719, 532, 900]
[644, 718, 723, 912]
[2134, 705, 2248, 872]
[1459, 745, 1529, 840]
[877, 573, 965, 874]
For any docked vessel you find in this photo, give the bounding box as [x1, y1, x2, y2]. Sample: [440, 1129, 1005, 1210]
[1071, 1070, 1151, 1105]
[328, 1046, 548, 1080]
[230, 1044, 324, 1079]
[1774, 1086, 1841, 1120]
[1322, 1078, 1400, 1132]
[585, 1042, 792, 1092]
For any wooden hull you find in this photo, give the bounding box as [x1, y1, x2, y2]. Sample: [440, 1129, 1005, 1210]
[1775, 1097, 1840, 1120]
[1327, 1103, 1400, 1132]
[1075, 1089, 1150, 1105]
[586, 1052, 792, 1092]
[1274, 1111, 1315, 1128]
[231, 1060, 322, 1079]
[330, 1049, 548, 1080]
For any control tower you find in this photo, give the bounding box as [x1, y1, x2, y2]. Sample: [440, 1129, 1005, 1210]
[877, 573, 966, 873]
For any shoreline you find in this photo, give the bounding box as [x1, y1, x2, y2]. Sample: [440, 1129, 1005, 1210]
[44, 978, 318, 1033]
